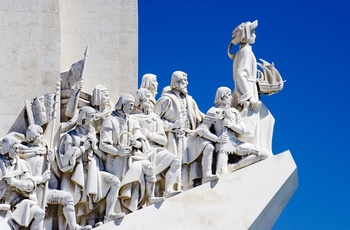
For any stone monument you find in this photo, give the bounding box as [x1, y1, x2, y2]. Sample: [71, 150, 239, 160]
[0, 1, 297, 229]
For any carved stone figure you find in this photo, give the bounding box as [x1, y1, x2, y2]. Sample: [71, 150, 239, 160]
[140, 73, 159, 109]
[154, 71, 204, 189]
[60, 47, 88, 123]
[100, 94, 164, 213]
[61, 84, 113, 134]
[0, 134, 45, 230]
[56, 106, 124, 226]
[227, 20, 276, 156]
[132, 88, 182, 197]
[195, 87, 268, 175]
[18, 125, 92, 230]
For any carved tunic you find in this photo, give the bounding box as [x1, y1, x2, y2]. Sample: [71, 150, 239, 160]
[154, 91, 204, 158]
[0, 156, 38, 228]
[131, 112, 178, 175]
[56, 126, 113, 209]
[233, 44, 259, 108]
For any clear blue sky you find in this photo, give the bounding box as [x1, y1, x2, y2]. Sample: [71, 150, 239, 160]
[138, 0, 350, 229]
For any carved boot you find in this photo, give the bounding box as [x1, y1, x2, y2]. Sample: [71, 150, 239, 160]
[146, 181, 165, 205]
[63, 205, 92, 230]
[202, 145, 219, 183]
[103, 212, 125, 224]
[164, 158, 182, 198]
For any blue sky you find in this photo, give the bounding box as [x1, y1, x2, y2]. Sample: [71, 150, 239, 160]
[138, 0, 350, 229]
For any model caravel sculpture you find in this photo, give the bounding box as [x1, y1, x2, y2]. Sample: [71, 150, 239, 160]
[257, 58, 285, 95]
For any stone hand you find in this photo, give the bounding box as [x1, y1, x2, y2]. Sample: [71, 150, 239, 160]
[72, 80, 83, 95]
[83, 139, 92, 150]
[249, 98, 260, 111]
[119, 146, 131, 156]
[41, 170, 51, 183]
[47, 150, 55, 164]
[222, 119, 232, 128]
[173, 119, 184, 130]
[4, 177, 19, 187]
[131, 139, 142, 148]
[217, 133, 229, 143]
[140, 128, 151, 138]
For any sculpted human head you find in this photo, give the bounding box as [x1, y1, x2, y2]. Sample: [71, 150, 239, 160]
[140, 74, 158, 96]
[26, 125, 44, 145]
[170, 71, 188, 95]
[77, 106, 96, 126]
[115, 93, 135, 115]
[231, 20, 258, 45]
[92, 85, 110, 108]
[0, 135, 21, 159]
[214, 87, 232, 106]
[135, 88, 152, 114]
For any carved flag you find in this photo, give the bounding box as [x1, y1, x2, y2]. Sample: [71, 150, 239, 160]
[25, 93, 58, 126]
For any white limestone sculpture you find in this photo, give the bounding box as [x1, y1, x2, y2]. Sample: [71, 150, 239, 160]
[61, 47, 89, 123]
[0, 134, 45, 230]
[140, 73, 159, 109]
[25, 94, 56, 127]
[154, 71, 204, 189]
[99, 94, 164, 214]
[196, 87, 268, 175]
[56, 106, 124, 226]
[227, 20, 284, 156]
[62, 84, 114, 134]
[18, 125, 92, 230]
[132, 88, 182, 197]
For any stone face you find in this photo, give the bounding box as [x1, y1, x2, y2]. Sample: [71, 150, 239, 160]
[96, 150, 298, 230]
[0, 0, 60, 137]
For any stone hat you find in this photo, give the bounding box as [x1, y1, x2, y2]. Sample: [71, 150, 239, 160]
[231, 20, 258, 45]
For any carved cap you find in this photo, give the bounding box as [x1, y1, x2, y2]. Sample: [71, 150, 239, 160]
[231, 20, 258, 45]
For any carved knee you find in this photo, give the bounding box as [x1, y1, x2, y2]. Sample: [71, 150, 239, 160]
[170, 158, 181, 170]
[105, 174, 120, 188]
[145, 164, 155, 176]
[145, 165, 156, 182]
[61, 191, 74, 207]
[33, 206, 45, 221]
[203, 144, 215, 156]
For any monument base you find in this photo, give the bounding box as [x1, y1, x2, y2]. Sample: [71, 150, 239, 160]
[96, 150, 298, 229]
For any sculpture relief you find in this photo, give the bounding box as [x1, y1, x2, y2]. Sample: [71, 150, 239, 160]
[99, 94, 164, 214]
[18, 125, 92, 230]
[132, 88, 182, 197]
[227, 20, 284, 156]
[0, 20, 285, 229]
[154, 71, 204, 189]
[0, 134, 45, 229]
[56, 106, 124, 226]
[140, 74, 159, 109]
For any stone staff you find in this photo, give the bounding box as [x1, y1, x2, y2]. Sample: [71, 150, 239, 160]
[41, 79, 60, 210]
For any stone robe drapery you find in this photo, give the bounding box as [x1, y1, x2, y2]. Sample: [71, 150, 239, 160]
[0, 156, 38, 228]
[131, 112, 177, 175]
[232, 44, 274, 156]
[232, 44, 259, 108]
[100, 112, 149, 212]
[154, 91, 204, 160]
[56, 127, 109, 211]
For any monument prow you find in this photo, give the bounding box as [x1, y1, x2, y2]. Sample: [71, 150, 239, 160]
[96, 150, 298, 230]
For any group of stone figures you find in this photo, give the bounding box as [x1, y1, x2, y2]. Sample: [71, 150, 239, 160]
[0, 20, 284, 229]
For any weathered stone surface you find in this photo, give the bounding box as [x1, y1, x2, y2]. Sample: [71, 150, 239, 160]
[0, 0, 60, 137]
[59, 0, 138, 104]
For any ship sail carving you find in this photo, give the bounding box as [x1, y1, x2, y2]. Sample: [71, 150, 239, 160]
[257, 58, 285, 95]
